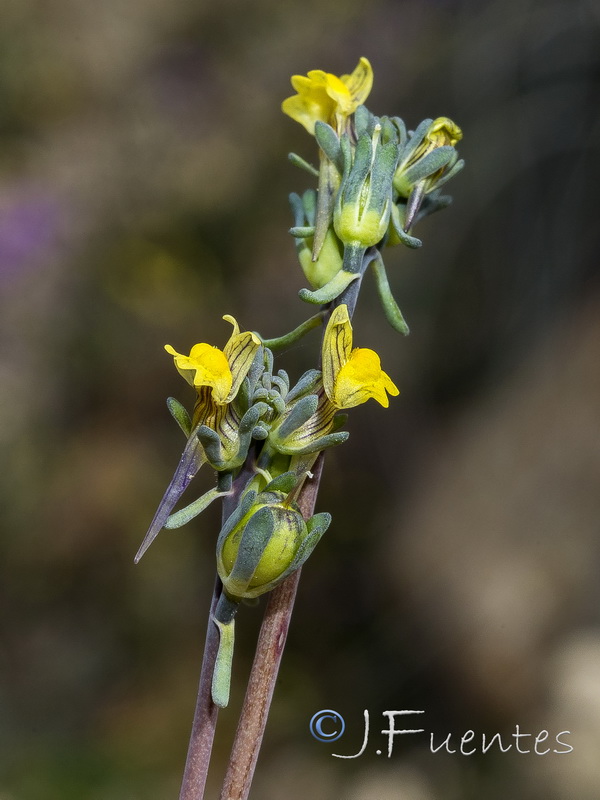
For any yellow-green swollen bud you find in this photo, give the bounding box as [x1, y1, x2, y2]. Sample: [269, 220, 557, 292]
[297, 226, 344, 289]
[393, 116, 463, 198]
[210, 485, 331, 707]
[216, 489, 330, 601]
[219, 495, 305, 596]
[334, 126, 398, 250]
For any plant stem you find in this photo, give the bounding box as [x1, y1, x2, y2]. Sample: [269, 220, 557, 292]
[179, 576, 221, 800]
[218, 452, 325, 800]
[179, 458, 257, 800]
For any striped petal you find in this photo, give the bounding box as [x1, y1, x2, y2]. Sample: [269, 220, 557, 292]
[221, 315, 262, 402]
[322, 304, 353, 404]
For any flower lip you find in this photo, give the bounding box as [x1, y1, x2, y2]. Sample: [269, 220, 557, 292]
[165, 315, 261, 405]
[335, 347, 399, 408]
[165, 342, 232, 403]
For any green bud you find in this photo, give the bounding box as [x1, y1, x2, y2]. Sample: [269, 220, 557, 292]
[298, 226, 344, 289]
[211, 493, 331, 707]
[291, 191, 344, 290]
[217, 492, 307, 599]
[393, 117, 463, 199]
[217, 490, 331, 600]
[334, 127, 398, 249]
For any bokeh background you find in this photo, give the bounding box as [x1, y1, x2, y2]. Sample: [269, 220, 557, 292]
[2, 0, 599, 797]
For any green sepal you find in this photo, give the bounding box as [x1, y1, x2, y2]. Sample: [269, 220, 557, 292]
[369, 140, 400, 200]
[390, 203, 422, 248]
[285, 369, 322, 403]
[289, 226, 315, 238]
[340, 133, 372, 204]
[353, 104, 377, 138]
[371, 256, 410, 335]
[273, 430, 349, 456]
[264, 471, 297, 494]
[252, 424, 269, 440]
[166, 397, 192, 437]
[398, 118, 433, 161]
[269, 393, 286, 415]
[380, 116, 400, 146]
[196, 425, 222, 467]
[300, 189, 317, 225]
[312, 153, 340, 260]
[212, 614, 236, 708]
[263, 347, 274, 378]
[293, 512, 331, 568]
[247, 347, 267, 394]
[314, 121, 343, 172]
[299, 269, 360, 305]
[432, 158, 464, 190]
[288, 152, 319, 177]
[164, 486, 226, 529]
[278, 512, 331, 578]
[390, 116, 408, 147]
[134, 432, 206, 563]
[276, 395, 319, 440]
[271, 374, 288, 395]
[216, 490, 257, 554]
[402, 146, 454, 187]
[278, 370, 290, 390]
[226, 506, 275, 593]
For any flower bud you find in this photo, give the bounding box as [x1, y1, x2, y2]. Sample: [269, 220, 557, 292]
[216, 489, 332, 601]
[298, 226, 344, 289]
[393, 117, 463, 199]
[334, 127, 398, 249]
[217, 491, 307, 599]
[290, 191, 344, 289]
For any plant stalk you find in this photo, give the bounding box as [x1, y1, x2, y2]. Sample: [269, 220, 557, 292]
[218, 453, 324, 800]
[179, 458, 258, 800]
[178, 576, 221, 800]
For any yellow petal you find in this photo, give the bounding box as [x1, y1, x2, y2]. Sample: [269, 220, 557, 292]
[333, 347, 399, 409]
[294, 70, 328, 91]
[222, 315, 262, 402]
[281, 92, 333, 135]
[323, 73, 353, 114]
[428, 117, 463, 147]
[321, 304, 353, 403]
[165, 344, 196, 387]
[340, 57, 373, 107]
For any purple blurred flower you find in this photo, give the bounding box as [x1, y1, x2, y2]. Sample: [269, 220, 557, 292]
[0, 188, 65, 280]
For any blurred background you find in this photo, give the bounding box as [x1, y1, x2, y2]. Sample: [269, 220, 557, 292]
[1, 0, 599, 797]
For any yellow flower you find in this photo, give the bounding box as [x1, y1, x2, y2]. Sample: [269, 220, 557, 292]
[165, 315, 261, 405]
[282, 57, 373, 135]
[322, 304, 399, 409]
